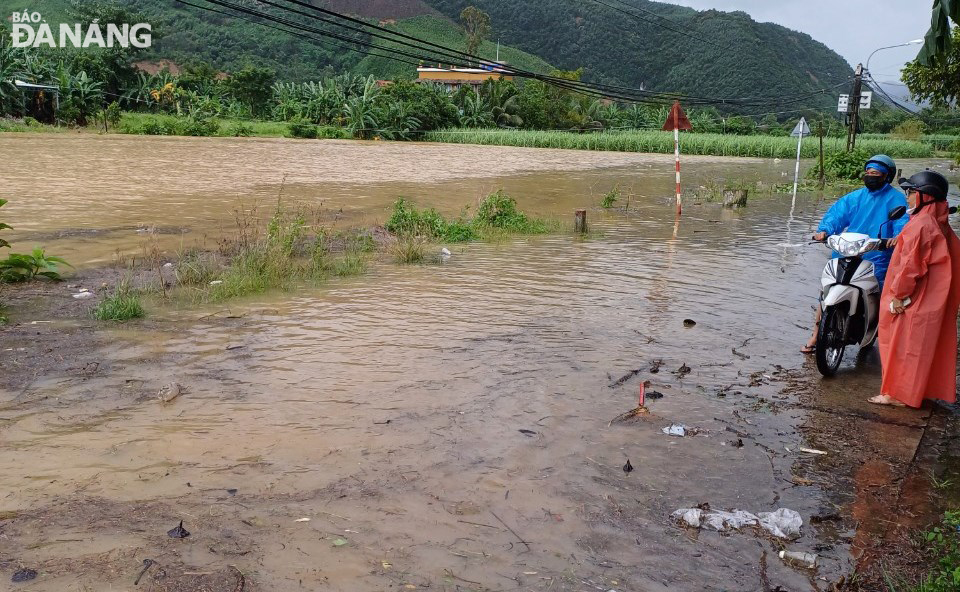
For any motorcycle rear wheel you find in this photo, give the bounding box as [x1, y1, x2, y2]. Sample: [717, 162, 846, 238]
[816, 306, 846, 377]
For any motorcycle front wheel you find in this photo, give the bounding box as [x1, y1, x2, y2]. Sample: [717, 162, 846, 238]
[816, 306, 846, 377]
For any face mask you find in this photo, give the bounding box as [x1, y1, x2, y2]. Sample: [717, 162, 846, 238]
[864, 175, 885, 191]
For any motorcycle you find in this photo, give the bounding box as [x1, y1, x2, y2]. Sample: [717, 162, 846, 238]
[814, 205, 907, 376]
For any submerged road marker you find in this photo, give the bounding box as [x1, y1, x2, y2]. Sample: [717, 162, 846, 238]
[662, 101, 692, 217]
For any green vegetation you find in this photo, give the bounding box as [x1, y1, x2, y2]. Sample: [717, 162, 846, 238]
[202, 206, 312, 302]
[0, 0, 860, 112]
[353, 14, 552, 81]
[390, 237, 427, 264]
[423, 128, 933, 159]
[1, 1, 951, 153]
[422, 0, 853, 111]
[808, 148, 872, 182]
[118, 113, 288, 137]
[920, 511, 960, 591]
[884, 511, 960, 592]
[92, 281, 145, 321]
[904, 26, 960, 108]
[0, 199, 10, 251]
[0, 248, 70, 282]
[460, 6, 491, 56]
[168, 205, 378, 303]
[473, 190, 547, 233]
[601, 186, 621, 209]
[328, 250, 369, 277]
[386, 191, 549, 247]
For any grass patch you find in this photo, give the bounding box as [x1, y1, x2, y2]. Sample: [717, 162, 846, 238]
[92, 282, 145, 321]
[915, 511, 960, 591]
[116, 112, 351, 139]
[175, 251, 221, 286]
[385, 190, 550, 248]
[328, 250, 370, 276]
[175, 203, 377, 303]
[422, 128, 933, 159]
[390, 237, 426, 264]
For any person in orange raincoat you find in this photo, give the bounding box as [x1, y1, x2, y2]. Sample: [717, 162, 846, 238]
[872, 170, 960, 407]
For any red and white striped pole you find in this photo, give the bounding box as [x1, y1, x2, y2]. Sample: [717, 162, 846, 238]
[674, 126, 682, 217]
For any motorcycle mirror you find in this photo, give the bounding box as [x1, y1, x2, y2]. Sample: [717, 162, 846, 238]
[888, 206, 907, 221]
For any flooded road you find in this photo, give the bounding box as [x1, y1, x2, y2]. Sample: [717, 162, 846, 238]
[0, 134, 955, 591]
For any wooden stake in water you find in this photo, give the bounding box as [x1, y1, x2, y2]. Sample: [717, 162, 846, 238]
[575, 209, 588, 234]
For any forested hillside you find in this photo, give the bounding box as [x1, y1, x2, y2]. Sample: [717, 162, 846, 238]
[0, 0, 550, 82]
[1, 0, 853, 110]
[419, 0, 853, 109]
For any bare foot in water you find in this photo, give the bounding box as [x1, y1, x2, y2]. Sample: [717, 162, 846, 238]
[801, 338, 816, 354]
[868, 395, 906, 407]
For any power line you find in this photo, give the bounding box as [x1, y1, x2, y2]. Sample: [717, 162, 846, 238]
[248, 0, 824, 106]
[175, 0, 423, 68]
[275, 0, 851, 108]
[598, 0, 727, 49]
[178, 0, 850, 110]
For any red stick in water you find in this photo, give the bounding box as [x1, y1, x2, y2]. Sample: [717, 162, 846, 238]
[638, 382, 645, 407]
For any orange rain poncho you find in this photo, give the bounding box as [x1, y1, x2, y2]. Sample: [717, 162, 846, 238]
[879, 200, 960, 407]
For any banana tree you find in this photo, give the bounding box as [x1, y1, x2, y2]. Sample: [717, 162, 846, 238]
[459, 92, 493, 127]
[918, 0, 960, 65]
[343, 97, 377, 139]
[377, 102, 421, 140]
[57, 68, 104, 126]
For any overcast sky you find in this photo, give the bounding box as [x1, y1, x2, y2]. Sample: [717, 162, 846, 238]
[659, 0, 931, 83]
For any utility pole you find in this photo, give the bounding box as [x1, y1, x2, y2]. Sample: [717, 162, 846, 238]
[845, 63, 863, 152]
[817, 118, 825, 190]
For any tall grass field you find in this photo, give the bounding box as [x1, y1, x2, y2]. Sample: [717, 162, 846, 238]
[422, 129, 933, 159]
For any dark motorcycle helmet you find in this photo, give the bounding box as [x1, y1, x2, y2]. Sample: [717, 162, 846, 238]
[898, 170, 949, 201]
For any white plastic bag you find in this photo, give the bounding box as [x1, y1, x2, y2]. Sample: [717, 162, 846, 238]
[757, 508, 803, 539]
[662, 424, 687, 437]
[671, 508, 703, 528]
[703, 510, 759, 531]
[673, 507, 802, 539]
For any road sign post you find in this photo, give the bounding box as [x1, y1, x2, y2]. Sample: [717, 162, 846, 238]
[790, 117, 811, 208]
[661, 101, 692, 217]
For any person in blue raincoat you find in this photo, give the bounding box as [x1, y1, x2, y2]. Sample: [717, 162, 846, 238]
[802, 155, 908, 353]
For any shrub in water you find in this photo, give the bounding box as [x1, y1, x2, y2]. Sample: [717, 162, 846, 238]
[288, 119, 317, 139]
[227, 122, 254, 137]
[808, 148, 871, 182]
[474, 190, 546, 233]
[177, 116, 220, 137]
[391, 237, 426, 264]
[601, 186, 620, 208]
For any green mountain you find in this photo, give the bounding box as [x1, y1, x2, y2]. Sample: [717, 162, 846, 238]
[417, 0, 854, 110]
[2, 0, 853, 110]
[0, 0, 551, 82]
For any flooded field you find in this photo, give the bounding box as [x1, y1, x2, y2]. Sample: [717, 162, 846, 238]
[0, 134, 956, 591]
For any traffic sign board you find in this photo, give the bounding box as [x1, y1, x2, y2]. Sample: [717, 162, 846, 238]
[790, 117, 811, 137]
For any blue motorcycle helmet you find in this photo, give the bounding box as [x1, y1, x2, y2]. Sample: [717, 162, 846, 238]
[865, 154, 897, 184]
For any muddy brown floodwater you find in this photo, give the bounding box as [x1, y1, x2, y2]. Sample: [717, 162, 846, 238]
[0, 134, 958, 592]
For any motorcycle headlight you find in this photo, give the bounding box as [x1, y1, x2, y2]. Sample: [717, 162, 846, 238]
[834, 237, 865, 257]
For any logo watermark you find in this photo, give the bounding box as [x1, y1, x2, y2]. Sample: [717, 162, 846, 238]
[10, 11, 152, 49]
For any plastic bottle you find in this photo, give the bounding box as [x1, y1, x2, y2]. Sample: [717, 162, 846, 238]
[779, 550, 817, 568]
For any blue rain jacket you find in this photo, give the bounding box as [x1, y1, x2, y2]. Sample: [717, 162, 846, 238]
[817, 183, 908, 287]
